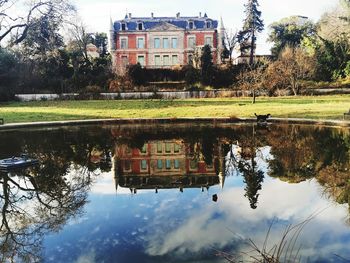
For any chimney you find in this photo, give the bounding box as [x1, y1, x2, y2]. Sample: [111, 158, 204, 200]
[151, 12, 154, 19]
[128, 13, 132, 19]
[199, 12, 202, 17]
[176, 12, 180, 19]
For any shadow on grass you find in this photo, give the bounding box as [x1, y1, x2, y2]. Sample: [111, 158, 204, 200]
[0, 111, 105, 123]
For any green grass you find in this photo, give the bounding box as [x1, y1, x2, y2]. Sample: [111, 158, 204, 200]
[0, 95, 350, 123]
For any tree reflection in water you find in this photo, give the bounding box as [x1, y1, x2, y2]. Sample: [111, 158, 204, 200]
[0, 127, 114, 262]
[0, 167, 92, 262]
[225, 124, 269, 209]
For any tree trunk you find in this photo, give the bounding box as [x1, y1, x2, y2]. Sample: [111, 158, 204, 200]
[252, 89, 256, 104]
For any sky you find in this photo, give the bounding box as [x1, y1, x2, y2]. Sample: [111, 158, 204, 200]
[73, 0, 337, 54]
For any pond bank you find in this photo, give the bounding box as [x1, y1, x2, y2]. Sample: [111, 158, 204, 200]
[1, 117, 350, 131]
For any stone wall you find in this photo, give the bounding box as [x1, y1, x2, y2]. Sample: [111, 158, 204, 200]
[16, 90, 243, 101]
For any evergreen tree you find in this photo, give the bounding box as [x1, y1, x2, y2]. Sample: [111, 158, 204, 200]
[237, 0, 264, 65]
[200, 44, 214, 86]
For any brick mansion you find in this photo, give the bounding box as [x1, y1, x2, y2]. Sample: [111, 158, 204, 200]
[108, 12, 225, 73]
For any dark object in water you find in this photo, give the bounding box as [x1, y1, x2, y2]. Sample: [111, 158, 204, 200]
[255, 113, 271, 122]
[0, 155, 39, 171]
[0, 118, 3, 125]
[212, 194, 218, 202]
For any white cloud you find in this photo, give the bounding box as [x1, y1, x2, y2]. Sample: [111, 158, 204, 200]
[140, 179, 350, 260]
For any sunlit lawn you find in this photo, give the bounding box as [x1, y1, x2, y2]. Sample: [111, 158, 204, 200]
[0, 95, 349, 123]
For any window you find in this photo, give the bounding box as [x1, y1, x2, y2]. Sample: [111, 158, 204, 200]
[157, 159, 163, 169]
[172, 55, 178, 65]
[137, 55, 145, 66]
[188, 54, 193, 65]
[121, 38, 128, 49]
[165, 142, 171, 152]
[137, 38, 145, 49]
[138, 22, 143, 30]
[171, 38, 178, 48]
[155, 55, 161, 66]
[163, 38, 169, 49]
[206, 21, 211, 28]
[190, 159, 198, 170]
[188, 21, 194, 29]
[121, 23, 126, 31]
[188, 37, 195, 48]
[124, 160, 131, 171]
[174, 144, 180, 153]
[163, 55, 170, 66]
[121, 55, 128, 66]
[154, 38, 160, 48]
[205, 37, 213, 47]
[157, 142, 162, 153]
[166, 160, 171, 169]
[141, 160, 147, 170]
[174, 159, 180, 169]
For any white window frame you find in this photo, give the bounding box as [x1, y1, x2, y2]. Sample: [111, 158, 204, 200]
[171, 37, 178, 49]
[163, 38, 169, 49]
[120, 37, 128, 49]
[163, 55, 170, 66]
[187, 35, 196, 49]
[154, 55, 161, 66]
[188, 54, 193, 65]
[154, 38, 161, 49]
[206, 20, 212, 28]
[121, 22, 127, 31]
[137, 37, 145, 49]
[121, 55, 129, 66]
[204, 35, 213, 47]
[171, 55, 178, 65]
[137, 55, 145, 66]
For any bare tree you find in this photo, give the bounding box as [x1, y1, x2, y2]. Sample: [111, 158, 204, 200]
[317, 1, 350, 42]
[0, 0, 75, 46]
[223, 29, 238, 64]
[67, 19, 91, 62]
[266, 46, 315, 96]
[238, 60, 268, 103]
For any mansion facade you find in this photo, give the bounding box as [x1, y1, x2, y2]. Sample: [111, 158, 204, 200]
[108, 13, 225, 73]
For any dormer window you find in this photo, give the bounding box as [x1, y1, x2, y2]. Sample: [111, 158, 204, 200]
[188, 21, 194, 30]
[138, 22, 143, 30]
[206, 21, 211, 28]
[121, 23, 126, 31]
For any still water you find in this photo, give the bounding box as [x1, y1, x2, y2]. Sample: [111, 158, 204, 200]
[0, 123, 350, 262]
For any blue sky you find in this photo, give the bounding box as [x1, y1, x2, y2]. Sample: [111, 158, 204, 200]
[73, 0, 337, 54]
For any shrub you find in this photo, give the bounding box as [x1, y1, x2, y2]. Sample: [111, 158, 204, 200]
[77, 85, 104, 100]
[184, 65, 200, 85]
[127, 63, 147, 86]
[0, 87, 16, 102]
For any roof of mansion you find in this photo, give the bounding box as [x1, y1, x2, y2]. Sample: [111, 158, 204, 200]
[113, 14, 218, 31]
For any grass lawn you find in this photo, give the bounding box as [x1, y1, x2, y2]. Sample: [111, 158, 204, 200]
[0, 95, 349, 123]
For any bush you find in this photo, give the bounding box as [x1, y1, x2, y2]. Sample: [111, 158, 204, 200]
[77, 85, 104, 100]
[0, 88, 16, 102]
[184, 65, 200, 85]
[127, 63, 147, 86]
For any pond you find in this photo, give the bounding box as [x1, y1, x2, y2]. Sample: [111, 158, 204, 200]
[0, 123, 350, 262]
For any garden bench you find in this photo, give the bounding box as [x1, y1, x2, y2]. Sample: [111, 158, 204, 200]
[344, 109, 350, 120]
[0, 118, 3, 125]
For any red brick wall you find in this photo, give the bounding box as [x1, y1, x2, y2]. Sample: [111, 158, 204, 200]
[195, 33, 205, 46]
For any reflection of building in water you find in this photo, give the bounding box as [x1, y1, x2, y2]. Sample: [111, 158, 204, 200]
[112, 139, 225, 193]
